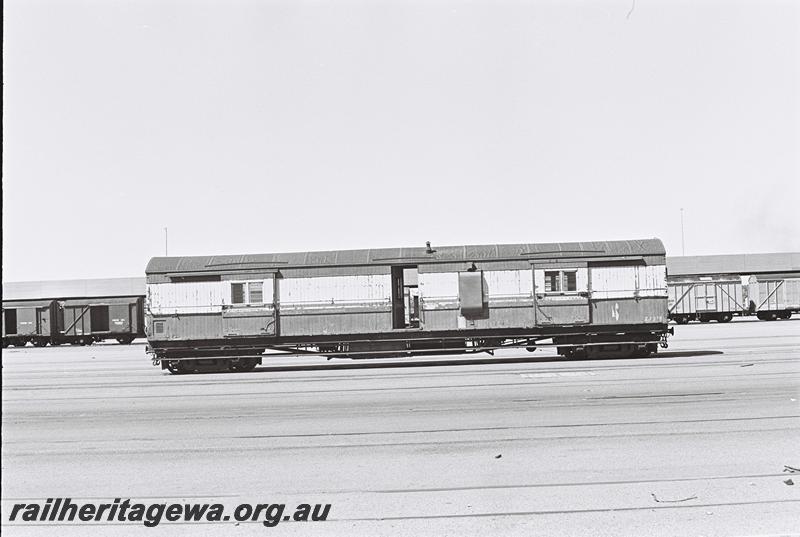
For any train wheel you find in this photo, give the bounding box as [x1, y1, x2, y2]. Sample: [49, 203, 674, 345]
[675, 316, 688, 325]
[116, 336, 134, 344]
[229, 358, 259, 372]
[780, 311, 792, 319]
[699, 317, 710, 323]
[32, 339, 48, 347]
[767, 312, 778, 321]
[2, 340, 9, 348]
[165, 361, 183, 374]
[718, 314, 733, 323]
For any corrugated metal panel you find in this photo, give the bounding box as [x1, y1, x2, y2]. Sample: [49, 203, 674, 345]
[148, 282, 230, 314]
[753, 278, 800, 311]
[419, 273, 459, 300]
[279, 311, 392, 337]
[485, 270, 534, 298]
[786, 279, 800, 309]
[279, 275, 391, 306]
[222, 308, 276, 337]
[636, 265, 667, 297]
[714, 282, 745, 312]
[150, 314, 224, 341]
[668, 283, 696, 314]
[591, 297, 667, 325]
[535, 299, 590, 325]
[590, 267, 634, 299]
[590, 265, 666, 299]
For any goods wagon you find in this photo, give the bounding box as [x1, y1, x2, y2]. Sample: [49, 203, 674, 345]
[1, 296, 144, 347]
[58, 296, 144, 345]
[2, 300, 58, 347]
[747, 276, 800, 320]
[145, 238, 672, 374]
[667, 277, 747, 324]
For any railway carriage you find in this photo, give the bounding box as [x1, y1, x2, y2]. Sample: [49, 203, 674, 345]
[144, 238, 672, 373]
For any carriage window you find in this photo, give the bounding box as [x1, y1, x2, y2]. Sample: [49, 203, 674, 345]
[4, 309, 18, 335]
[563, 271, 577, 292]
[231, 281, 265, 305]
[248, 282, 263, 304]
[544, 270, 578, 294]
[545, 271, 561, 292]
[231, 283, 246, 304]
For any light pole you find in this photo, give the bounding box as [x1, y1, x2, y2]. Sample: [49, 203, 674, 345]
[164, 227, 168, 256]
[680, 208, 685, 256]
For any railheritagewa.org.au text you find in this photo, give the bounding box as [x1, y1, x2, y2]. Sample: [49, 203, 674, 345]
[8, 498, 331, 527]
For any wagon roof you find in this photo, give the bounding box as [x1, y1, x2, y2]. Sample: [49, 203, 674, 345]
[667, 252, 800, 277]
[60, 296, 142, 306]
[146, 238, 666, 275]
[2, 299, 57, 308]
[2, 278, 146, 302]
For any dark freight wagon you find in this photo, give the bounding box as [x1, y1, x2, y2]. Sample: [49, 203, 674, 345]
[144, 238, 673, 374]
[58, 296, 144, 345]
[2, 300, 58, 347]
[2, 296, 144, 346]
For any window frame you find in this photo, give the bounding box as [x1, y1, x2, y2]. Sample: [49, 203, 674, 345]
[542, 269, 580, 296]
[544, 271, 561, 293]
[229, 280, 268, 307]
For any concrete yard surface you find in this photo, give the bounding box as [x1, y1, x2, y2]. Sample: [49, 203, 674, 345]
[2, 318, 799, 536]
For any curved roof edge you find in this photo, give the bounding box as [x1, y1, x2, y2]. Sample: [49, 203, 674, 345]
[146, 238, 666, 275]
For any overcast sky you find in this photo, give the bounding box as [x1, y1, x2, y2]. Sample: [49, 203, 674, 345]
[3, 0, 798, 282]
